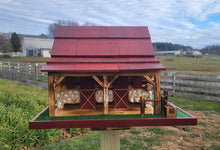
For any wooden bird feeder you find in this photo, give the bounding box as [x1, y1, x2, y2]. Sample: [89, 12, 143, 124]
[29, 26, 197, 130]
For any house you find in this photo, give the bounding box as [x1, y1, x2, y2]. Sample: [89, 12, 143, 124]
[41, 26, 166, 117]
[156, 50, 179, 55]
[22, 37, 54, 57]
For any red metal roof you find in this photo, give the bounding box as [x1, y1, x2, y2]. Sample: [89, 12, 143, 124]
[42, 26, 166, 73]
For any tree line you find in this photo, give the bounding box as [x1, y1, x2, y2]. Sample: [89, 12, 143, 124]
[0, 20, 219, 55]
[153, 42, 220, 55]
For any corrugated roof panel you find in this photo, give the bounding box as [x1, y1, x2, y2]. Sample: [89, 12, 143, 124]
[77, 39, 119, 56]
[42, 63, 119, 72]
[51, 39, 77, 56]
[55, 26, 150, 38]
[42, 62, 166, 72]
[118, 39, 155, 56]
[118, 63, 166, 71]
[47, 57, 160, 64]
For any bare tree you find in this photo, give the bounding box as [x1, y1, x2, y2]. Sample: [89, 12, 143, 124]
[48, 20, 96, 38]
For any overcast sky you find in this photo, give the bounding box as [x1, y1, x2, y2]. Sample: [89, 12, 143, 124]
[0, 0, 220, 48]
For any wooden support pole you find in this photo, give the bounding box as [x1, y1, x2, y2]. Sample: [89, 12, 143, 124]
[108, 75, 119, 88]
[92, 76, 103, 87]
[54, 76, 65, 88]
[103, 75, 108, 114]
[164, 90, 168, 101]
[153, 72, 161, 114]
[101, 130, 120, 150]
[161, 95, 166, 116]
[140, 96, 145, 116]
[48, 73, 55, 117]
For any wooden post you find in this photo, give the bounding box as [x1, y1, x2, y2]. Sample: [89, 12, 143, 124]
[48, 73, 55, 117]
[161, 95, 166, 116]
[35, 63, 38, 84]
[103, 75, 108, 114]
[153, 72, 160, 114]
[140, 96, 145, 116]
[172, 73, 176, 93]
[101, 130, 120, 150]
[164, 90, 168, 101]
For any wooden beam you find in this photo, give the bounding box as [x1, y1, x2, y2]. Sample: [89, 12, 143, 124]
[48, 73, 55, 117]
[153, 72, 161, 114]
[103, 75, 108, 114]
[144, 75, 155, 86]
[108, 75, 119, 88]
[92, 76, 104, 87]
[101, 130, 120, 150]
[140, 96, 145, 116]
[54, 76, 65, 88]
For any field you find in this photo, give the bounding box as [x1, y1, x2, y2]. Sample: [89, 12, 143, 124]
[2, 55, 220, 75]
[156, 55, 220, 75]
[0, 79, 220, 150]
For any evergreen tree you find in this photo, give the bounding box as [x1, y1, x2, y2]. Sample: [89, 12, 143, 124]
[10, 32, 21, 52]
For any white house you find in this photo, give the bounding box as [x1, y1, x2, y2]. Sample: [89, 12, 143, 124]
[22, 37, 54, 57]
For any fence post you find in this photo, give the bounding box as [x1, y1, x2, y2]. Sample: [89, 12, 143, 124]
[17, 62, 20, 73]
[8, 61, 10, 72]
[28, 63, 31, 74]
[172, 72, 176, 93]
[35, 63, 38, 84]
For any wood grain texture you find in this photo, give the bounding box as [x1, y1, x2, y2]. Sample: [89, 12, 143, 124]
[101, 130, 120, 150]
[103, 75, 109, 114]
[154, 72, 161, 114]
[48, 73, 55, 117]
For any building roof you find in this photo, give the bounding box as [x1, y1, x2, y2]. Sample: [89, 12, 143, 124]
[42, 26, 166, 73]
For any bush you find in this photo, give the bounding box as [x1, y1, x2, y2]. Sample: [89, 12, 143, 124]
[3, 54, 11, 58]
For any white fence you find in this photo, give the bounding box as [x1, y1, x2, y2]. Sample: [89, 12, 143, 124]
[0, 61, 219, 102]
[161, 72, 220, 102]
[0, 61, 47, 83]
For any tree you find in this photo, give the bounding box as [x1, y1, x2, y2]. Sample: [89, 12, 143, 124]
[10, 32, 21, 52]
[48, 20, 96, 38]
[0, 35, 13, 53]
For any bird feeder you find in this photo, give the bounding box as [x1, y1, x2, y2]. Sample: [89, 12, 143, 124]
[29, 26, 197, 129]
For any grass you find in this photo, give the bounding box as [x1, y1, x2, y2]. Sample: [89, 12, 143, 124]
[156, 55, 220, 74]
[1, 79, 220, 150]
[1, 56, 49, 63]
[168, 96, 220, 113]
[0, 79, 61, 150]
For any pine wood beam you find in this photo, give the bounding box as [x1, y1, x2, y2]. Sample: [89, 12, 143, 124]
[48, 73, 55, 117]
[153, 72, 161, 114]
[54, 76, 65, 88]
[144, 75, 155, 86]
[92, 76, 104, 87]
[108, 75, 119, 88]
[103, 75, 109, 114]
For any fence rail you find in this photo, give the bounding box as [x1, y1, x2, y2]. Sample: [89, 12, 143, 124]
[161, 72, 220, 102]
[0, 61, 219, 102]
[0, 61, 47, 83]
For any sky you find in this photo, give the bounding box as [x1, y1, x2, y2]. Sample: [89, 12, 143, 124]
[0, 0, 220, 49]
